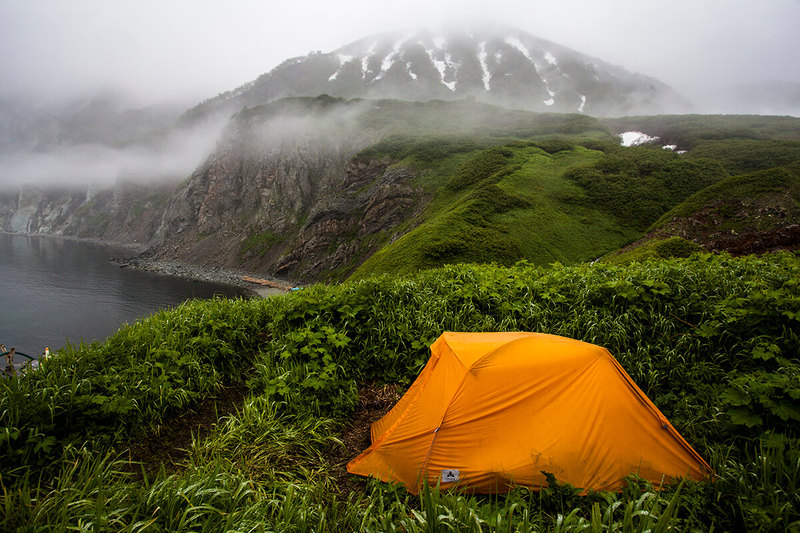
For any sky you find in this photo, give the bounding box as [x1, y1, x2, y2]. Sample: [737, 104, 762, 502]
[1, 0, 799, 109]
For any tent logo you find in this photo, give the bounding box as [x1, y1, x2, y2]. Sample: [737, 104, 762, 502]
[441, 469, 460, 482]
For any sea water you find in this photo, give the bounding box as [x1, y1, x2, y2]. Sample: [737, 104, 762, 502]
[0, 233, 248, 359]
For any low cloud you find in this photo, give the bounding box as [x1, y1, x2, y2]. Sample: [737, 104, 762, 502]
[0, 118, 226, 191]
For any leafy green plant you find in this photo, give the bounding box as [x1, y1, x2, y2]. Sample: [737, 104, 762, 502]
[2, 252, 800, 530]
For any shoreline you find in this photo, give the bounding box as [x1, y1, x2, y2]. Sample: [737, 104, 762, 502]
[116, 256, 292, 298]
[1, 231, 295, 297]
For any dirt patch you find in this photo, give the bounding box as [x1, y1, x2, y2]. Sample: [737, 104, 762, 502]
[328, 382, 405, 494]
[119, 380, 406, 491]
[120, 383, 247, 479]
[613, 191, 800, 260]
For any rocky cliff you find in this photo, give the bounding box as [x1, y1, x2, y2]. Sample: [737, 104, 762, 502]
[0, 180, 172, 247]
[144, 97, 428, 282]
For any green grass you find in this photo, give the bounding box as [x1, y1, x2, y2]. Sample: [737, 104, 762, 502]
[650, 167, 800, 231]
[687, 139, 800, 175]
[602, 236, 706, 265]
[352, 142, 671, 278]
[2, 253, 800, 530]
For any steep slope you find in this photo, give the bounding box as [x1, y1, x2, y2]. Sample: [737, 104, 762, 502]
[0, 181, 174, 245]
[607, 166, 800, 262]
[144, 96, 612, 281]
[352, 140, 733, 279]
[182, 26, 686, 125]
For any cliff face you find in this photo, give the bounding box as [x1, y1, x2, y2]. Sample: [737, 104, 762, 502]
[0, 181, 171, 247]
[146, 98, 426, 282]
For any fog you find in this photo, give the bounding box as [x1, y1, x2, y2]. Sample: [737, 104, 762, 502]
[2, 0, 797, 108]
[0, 0, 798, 190]
[0, 117, 226, 190]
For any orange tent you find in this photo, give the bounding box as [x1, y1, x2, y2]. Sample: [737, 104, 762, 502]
[347, 332, 711, 493]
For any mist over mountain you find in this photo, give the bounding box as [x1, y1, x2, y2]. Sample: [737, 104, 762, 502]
[0, 92, 185, 152]
[0, 92, 227, 191]
[2, 23, 798, 282]
[0, 25, 687, 191]
[184, 26, 688, 124]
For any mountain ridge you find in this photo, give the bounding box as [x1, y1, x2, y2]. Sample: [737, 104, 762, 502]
[181, 26, 687, 125]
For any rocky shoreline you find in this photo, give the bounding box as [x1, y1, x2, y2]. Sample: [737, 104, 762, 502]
[2, 231, 294, 297]
[114, 255, 292, 298]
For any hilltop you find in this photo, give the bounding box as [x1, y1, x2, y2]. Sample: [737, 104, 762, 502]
[182, 26, 686, 124]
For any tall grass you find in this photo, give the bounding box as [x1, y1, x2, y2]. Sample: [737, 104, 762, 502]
[1, 252, 799, 530]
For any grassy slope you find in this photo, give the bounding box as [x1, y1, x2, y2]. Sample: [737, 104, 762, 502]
[603, 143, 800, 263]
[353, 138, 738, 279]
[2, 253, 799, 531]
[654, 167, 800, 225]
[354, 143, 637, 278]
[350, 114, 800, 281]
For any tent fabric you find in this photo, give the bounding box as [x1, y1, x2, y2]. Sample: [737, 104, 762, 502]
[347, 332, 711, 494]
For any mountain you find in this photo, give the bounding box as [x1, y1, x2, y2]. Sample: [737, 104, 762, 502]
[141, 96, 609, 281]
[3, 27, 799, 283]
[182, 27, 687, 124]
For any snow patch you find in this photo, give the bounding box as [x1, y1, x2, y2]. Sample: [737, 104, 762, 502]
[578, 95, 586, 113]
[407, 63, 418, 80]
[380, 52, 397, 73]
[529, 59, 557, 105]
[361, 42, 377, 79]
[478, 41, 491, 91]
[620, 131, 660, 147]
[505, 37, 533, 62]
[373, 52, 397, 81]
[662, 145, 678, 151]
[425, 47, 459, 92]
[373, 38, 409, 82]
[328, 55, 353, 81]
[544, 51, 558, 66]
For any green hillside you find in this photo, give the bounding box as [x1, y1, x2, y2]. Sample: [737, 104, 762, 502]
[322, 113, 799, 281]
[604, 149, 800, 263]
[352, 138, 732, 279]
[603, 114, 800, 149]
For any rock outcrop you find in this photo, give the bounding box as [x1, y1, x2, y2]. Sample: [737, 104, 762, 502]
[146, 97, 426, 282]
[0, 181, 171, 247]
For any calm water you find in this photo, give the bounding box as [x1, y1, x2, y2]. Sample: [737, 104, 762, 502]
[0, 233, 249, 358]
